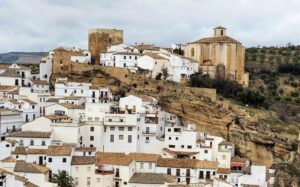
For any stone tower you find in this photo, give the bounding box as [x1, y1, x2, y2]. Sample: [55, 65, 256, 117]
[88, 28, 123, 65]
[213, 26, 227, 36]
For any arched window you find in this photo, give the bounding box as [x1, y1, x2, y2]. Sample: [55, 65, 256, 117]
[191, 48, 195, 57]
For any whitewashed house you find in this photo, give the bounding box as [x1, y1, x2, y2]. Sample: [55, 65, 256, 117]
[46, 146, 73, 177]
[55, 81, 113, 103]
[96, 152, 136, 187]
[0, 109, 23, 140]
[0, 64, 32, 87]
[40, 51, 54, 82]
[156, 157, 218, 184]
[6, 131, 52, 147]
[71, 51, 91, 64]
[168, 54, 199, 83]
[137, 53, 168, 79]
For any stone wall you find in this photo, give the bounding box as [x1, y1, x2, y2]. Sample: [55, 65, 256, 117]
[88, 28, 123, 65]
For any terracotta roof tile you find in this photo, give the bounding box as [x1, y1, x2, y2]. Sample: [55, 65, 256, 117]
[128, 153, 160, 162]
[59, 103, 85, 109]
[192, 35, 240, 44]
[46, 146, 72, 156]
[1, 156, 17, 162]
[129, 173, 176, 184]
[163, 148, 199, 156]
[217, 167, 231, 174]
[157, 158, 218, 169]
[75, 147, 96, 152]
[7, 131, 51, 138]
[14, 161, 49, 173]
[71, 156, 96, 165]
[96, 152, 133, 166]
[31, 79, 49, 85]
[0, 69, 21, 77]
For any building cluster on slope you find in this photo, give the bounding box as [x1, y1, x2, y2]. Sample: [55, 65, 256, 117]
[0, 27, 262, 187]
[42, 26, 248, 85]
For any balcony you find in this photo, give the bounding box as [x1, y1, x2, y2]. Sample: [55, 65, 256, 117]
[145, 117, 158, 124]
[142, 131, 156, 136]
[95, 169, 114, 175]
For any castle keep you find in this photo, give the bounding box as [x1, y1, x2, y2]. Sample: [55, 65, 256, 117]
[88, 28, 123, 65]
[185, 26, 249, 86]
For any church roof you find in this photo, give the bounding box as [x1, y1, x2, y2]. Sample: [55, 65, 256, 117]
[191, 35, 240, 44]
[214, 26, 226, 29]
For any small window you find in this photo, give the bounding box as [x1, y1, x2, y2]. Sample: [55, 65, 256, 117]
[168, 128, 171, 132]
[90, 136, 94, 141]
[175, 137, 179, 140]
[168, 137, 171, 140]
[169, 145, 175, 148]
[41, 141, 45, 146]
[123, 56, 126, 60]
[90, 127, 94, 132]
[128, 135, 132, 143]
[110, 126, 115, 131]
[119, 127, 124, 131]
[204, 150, 208, 153]
[48, 158, 52, 163]
[5, 144, 9, 147]
[119, 135, 124, 140]
[30, 140, 34, 146]
[110, 135, 114, 142]
[62, 158, 67, 163]
[128, 127, 133, 131]
[187, 145, 192, 149]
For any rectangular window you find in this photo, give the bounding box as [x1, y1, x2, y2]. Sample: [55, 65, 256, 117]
[90, 136, 94, 141]
[145, 137, 149, 143]
[199, 171, 204, 179]
[119, 127, 124, 131]
[62, 158, 67, 163]
[169, 145, 175, 148]
[41, 141, 45, 146]
[128, 135, 132, 143]
[187, 145, 192, 149]
[90, 126, 94, 131]
[48, 158, 52, 163]
[204, 150, 208, 153]
[87, 177, 91, 185]
[119, 135, 124, 140]
[30, 140, 34, 146]
[167, 168, 171, 175]
[176, 169, 180, 176]
[110, 126, 115, 131]
[110, 135, 114, 142]
[128, 127, 133, 131]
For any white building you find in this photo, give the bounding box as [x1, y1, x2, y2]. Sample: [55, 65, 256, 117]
[55, 81, 113, 103]
[40, 51, 54, 82]
[168, 54, 199, 83]
[71, 51, 91, 64]
[0, 64, 32, 87]
[137, 53, 169, 79]
[0, 109, 23, 140]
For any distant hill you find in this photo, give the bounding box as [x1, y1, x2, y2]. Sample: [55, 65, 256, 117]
[0, 52, 48, 64]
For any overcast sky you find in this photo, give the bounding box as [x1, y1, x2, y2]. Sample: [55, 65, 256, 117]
[0, 0, 300, 53]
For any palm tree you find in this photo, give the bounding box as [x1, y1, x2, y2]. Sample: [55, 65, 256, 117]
[51, 170, 74, 187]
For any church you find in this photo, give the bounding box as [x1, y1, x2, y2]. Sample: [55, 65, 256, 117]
[184, 26, 249, 86]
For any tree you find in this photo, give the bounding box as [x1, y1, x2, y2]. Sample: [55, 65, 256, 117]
[155, 73, 162, 80]
[51, 170, 74, 187]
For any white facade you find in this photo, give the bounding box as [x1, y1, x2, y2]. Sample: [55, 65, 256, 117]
[168, 54, 199, 83]
[71, 51, 91, 64]
[40, 51, 54, 82]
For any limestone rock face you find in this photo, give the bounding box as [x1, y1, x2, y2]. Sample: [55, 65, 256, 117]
[51, 67, 294, 167]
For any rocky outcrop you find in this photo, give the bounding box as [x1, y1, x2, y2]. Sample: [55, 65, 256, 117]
[52, 67, 296, 167]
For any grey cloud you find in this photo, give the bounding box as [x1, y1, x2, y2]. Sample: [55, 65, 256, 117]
[0, 0, 300, 53]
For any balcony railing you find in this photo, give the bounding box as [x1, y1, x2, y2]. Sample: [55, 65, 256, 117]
[95, 169, 114, 175]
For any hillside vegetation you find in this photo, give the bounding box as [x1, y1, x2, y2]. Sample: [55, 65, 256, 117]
[245, 45, 300, 137]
